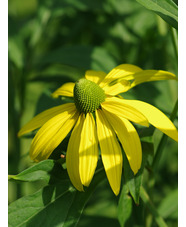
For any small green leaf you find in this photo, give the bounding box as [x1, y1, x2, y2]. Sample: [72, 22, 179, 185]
[8, 160, 68, 184]
[123, 141, 154, 204]
[136, 0, 178, 29]
[117, 184, 133, 227]
[123, 160, 141, 205]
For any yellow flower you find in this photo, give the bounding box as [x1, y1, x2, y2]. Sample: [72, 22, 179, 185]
[18, 64, 178, 195]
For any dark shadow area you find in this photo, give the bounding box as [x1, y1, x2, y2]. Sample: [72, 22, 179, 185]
[78, 215, 120, 227]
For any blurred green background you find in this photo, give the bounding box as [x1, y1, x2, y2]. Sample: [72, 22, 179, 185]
[8, 0, 178, 226]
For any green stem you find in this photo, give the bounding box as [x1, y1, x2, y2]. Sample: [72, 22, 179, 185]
[140, 187, 168, 227]
[152, 134, 168, 171]
[170, 26, 178, 63]
[152, 99, 178, 171]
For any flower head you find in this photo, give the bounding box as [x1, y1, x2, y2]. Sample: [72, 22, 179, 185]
[18, 64, 178, 195]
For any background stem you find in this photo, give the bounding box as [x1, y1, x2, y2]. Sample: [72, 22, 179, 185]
[140, 187, 168, 227]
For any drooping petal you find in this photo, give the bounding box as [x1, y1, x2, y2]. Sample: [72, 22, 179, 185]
[99, 64, 142, 88]
[79, 113, 99, 186]
[30, 106, 79, 162]
[18, 103, 76, 137]
[52, 82, 75, 98]
[127, 70, 177, 91]
[120, 99, 178, 141]
[102, 109, 142, 174]
[66, 113, 85, 191]
[102, 97, 149, 127]
[102, 79, 131, 96]
[96, 109, 123, 195]
[85, 70, 107, 84]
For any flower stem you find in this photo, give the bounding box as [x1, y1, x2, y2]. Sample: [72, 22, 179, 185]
[140, 186, 168, 227]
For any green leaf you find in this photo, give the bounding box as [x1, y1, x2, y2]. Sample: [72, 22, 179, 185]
[36, 46, 117, 72]
[29, 64, 85, 83]
[117, 184, 133, 227]
[50, 0, 104, 12]
[136, 0, 178, 29]
[8, 168, 105, 227]
[8, 181, 73, 227]
[8, 160, 68, 184]
[8, 36, 24, 69]
[158, 189, 178, 219]
[123, 141, 154, 204]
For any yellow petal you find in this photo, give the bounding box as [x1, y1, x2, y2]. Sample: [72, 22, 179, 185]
[99, 64, 142, 88]
[52, 82, 75, 98]
[85, 70, 107, 84]
[18, 103, 76, 137]
[96, 109, 122, 195]
[128, 70, 177, 90]
[66, 113, 84, 191]
[120, 99, 178, 142]
[79, 113, 99, 186]
[103, 79, 131, 96]
[102, 109, 142, 174]
[102, 97, 149, 127]
[30, 106, 79, 162]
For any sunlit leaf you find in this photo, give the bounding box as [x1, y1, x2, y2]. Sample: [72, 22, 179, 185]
[136, 0, 178, 29]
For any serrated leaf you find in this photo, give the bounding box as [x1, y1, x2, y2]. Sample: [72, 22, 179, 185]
[123, 141, 154, 204]
[8, 168, 105, 227]
[136, 0, 178, 29]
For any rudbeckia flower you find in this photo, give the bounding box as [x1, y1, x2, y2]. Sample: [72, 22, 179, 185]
[18, 64, 178, 195]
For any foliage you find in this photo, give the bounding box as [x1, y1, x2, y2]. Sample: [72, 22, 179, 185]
[136, 0, 178, 29]
[8, 0, 178, 226]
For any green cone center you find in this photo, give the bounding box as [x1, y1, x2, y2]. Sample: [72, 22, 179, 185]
[74, 78, 105, 113]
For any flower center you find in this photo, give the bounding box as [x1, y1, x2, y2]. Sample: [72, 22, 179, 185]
[74, 78, 105, 113]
